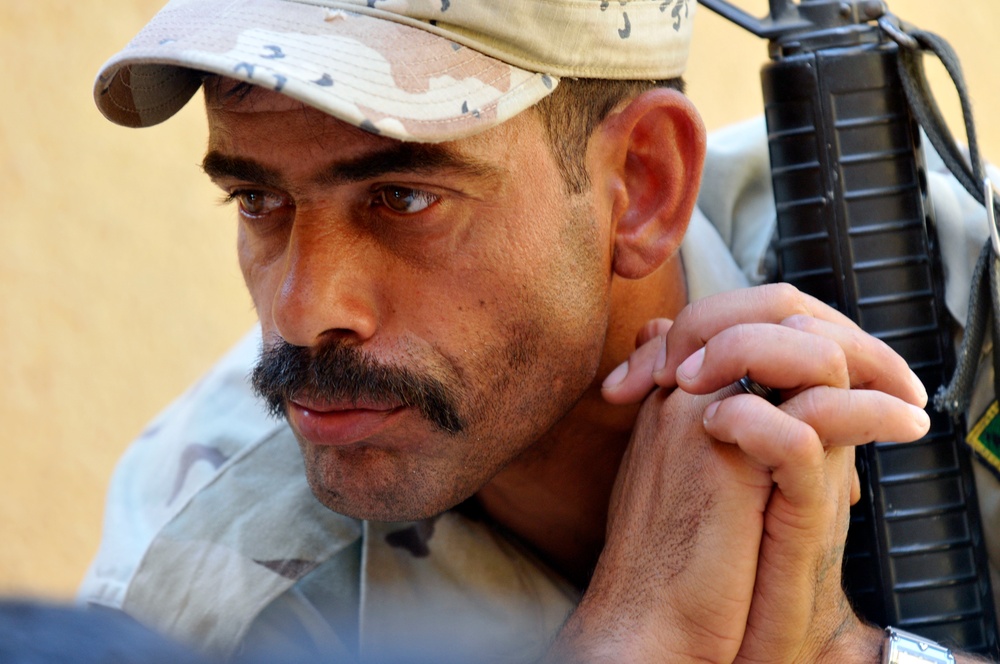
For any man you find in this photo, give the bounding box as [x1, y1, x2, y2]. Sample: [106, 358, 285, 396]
[82, 0, 986, 661]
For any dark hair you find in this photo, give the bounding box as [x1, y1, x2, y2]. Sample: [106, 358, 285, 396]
[532, 77, 686, 194]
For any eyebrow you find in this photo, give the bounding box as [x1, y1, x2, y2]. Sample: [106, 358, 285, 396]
[202, 152, 284, 188]
[201, 142, 499, 189]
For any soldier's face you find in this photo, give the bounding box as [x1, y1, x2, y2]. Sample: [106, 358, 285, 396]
[203, 82, 614, 520]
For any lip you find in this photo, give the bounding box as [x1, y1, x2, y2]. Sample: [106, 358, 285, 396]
[287, 398, 404, 447]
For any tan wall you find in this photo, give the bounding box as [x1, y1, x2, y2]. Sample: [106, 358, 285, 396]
[2, 1, 998, 600]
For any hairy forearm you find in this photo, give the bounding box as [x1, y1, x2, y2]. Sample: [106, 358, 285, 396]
[547, 615, 993, 664]
[542, 600, 713, 664]
[816, 622, 993, 664]
[956, 654, 995, 663]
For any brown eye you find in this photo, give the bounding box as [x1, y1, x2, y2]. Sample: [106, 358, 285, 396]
[231, 190, 286, 217]
[377, 186, 438, 214]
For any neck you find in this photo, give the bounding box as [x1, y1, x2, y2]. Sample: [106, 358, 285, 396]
[474, 255, 687, 588]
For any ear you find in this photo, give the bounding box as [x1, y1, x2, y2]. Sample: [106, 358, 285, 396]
[592, 88, 706, 280]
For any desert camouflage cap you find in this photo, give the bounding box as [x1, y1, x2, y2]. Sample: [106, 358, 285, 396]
[95, 0, 696, 142]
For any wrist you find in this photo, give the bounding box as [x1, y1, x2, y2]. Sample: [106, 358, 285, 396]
[881, 627, 956, 664]
[811, 620, 883, 664]
[546, 581, 729, 664]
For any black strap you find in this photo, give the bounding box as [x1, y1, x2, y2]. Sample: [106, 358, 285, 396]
[936, 242, 991, 416]
[881, 15, 1000, 417]
[890, 20, 992, 206]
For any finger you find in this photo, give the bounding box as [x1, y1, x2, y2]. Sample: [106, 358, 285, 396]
[635, 317, 673, 347]
[674, 323, 850, 396]
[602, 335, 668, 404]
[703, 395, 862, 519]
[704, 385, 929, 450]
[663, 283, 859, 383]
[701, 394, 826, 507]
[780, 385, 930, 445]
[781, 314, 927, 407]
[735, 443, 858, 663]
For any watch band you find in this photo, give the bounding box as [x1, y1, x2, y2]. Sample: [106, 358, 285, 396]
[882, 626, 956, 664]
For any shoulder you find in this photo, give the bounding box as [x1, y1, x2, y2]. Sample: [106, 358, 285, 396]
[79, 327, 285, 609]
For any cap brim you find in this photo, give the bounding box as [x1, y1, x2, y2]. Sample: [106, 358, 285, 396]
[94, 0, 557, 142]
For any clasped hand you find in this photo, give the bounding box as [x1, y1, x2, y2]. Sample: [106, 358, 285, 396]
[554, 283, 931, 663]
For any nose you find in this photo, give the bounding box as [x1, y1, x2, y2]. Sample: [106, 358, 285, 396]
[270, 219, 380, 348]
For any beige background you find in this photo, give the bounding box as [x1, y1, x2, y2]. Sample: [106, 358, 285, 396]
[2, 1, 998, 600]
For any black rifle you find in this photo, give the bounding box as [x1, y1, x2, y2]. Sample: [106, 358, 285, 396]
[697, 0, 998, 653]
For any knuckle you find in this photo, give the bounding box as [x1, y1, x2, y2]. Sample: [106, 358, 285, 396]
[786, 387, 846, 436]
[781, 313, 817, 333]
[761, 282, 807, 314]
[775, 416, 820, 465]
[678, 298, 707, 328]
[725, 392, 760, 423]
[713, 322, 755, 352]
[814, 341, 849, 386]
[841, 329, 867, 363]
[799, 387, 840, 422]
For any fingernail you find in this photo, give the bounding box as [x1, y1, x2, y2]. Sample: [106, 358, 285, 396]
[653, 336, 667, 373]
[603, 360, 629, 389]
[910, 369, 928, 405]
[677, 348, 705, 382]
[909, 403, 931, 431]
[703, 400, 720, 426]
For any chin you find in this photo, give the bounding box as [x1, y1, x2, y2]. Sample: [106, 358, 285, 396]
[307, 480, 462, 523]
[301, 444, 475, 522]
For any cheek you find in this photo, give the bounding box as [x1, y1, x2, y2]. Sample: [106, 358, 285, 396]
[236, 226, 255, 294]
[525, 205, 612, 387]
[453, 215, 610, 414]
[447, 289, 606, 461]
[237, 224, 281, 322]
[510, 201, 610, 340]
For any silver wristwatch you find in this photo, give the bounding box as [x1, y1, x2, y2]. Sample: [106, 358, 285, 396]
[882, 626, 956, 664]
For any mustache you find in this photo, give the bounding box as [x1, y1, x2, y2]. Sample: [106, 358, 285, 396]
[250, 339, 465, 434]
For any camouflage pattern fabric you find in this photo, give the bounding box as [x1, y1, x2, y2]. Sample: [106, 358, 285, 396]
[94, 0, 694, 141]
